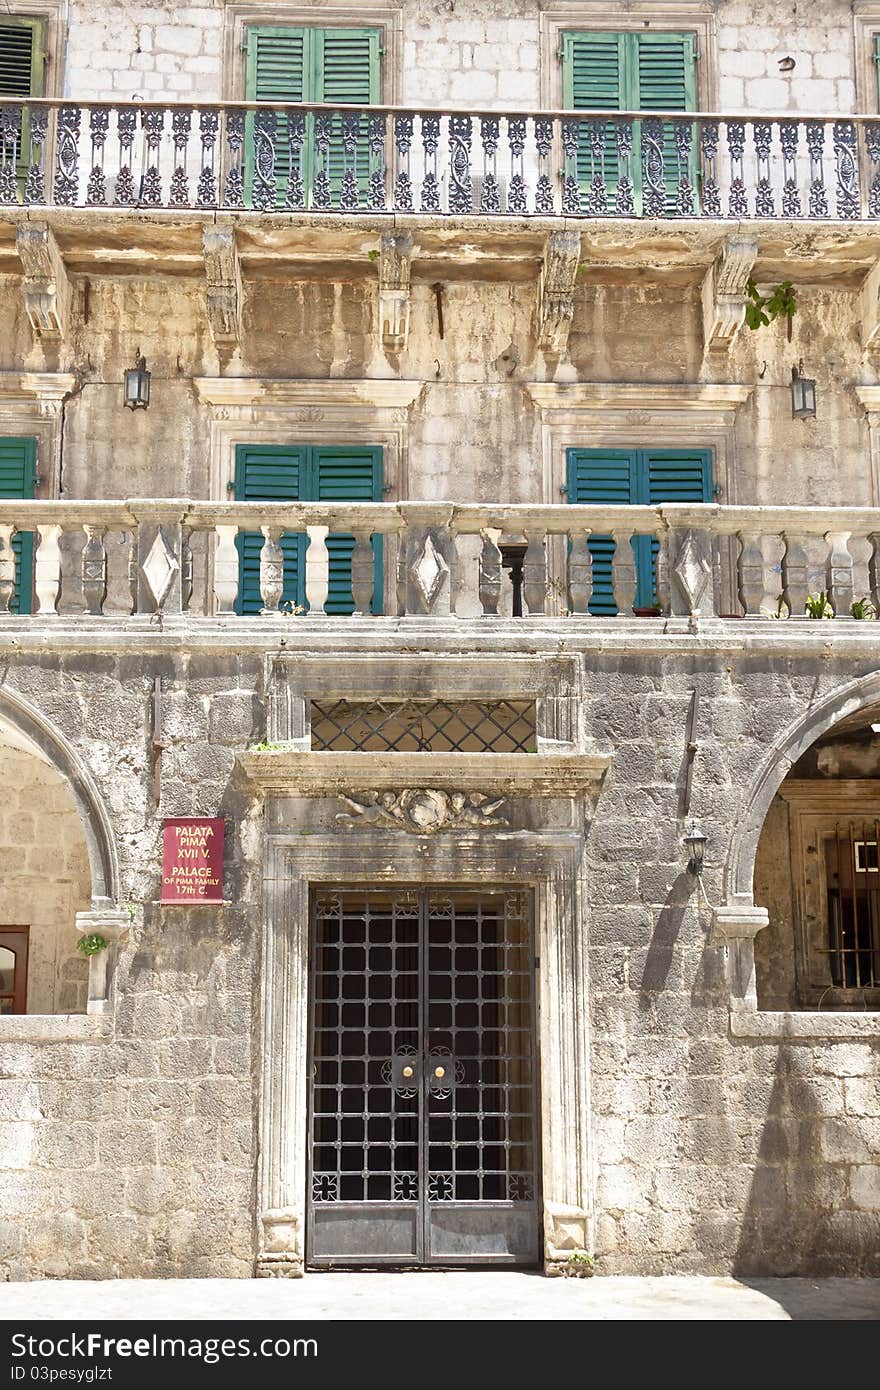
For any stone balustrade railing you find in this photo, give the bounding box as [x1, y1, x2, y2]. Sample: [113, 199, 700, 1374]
[0, 100, 875, 220]
[1, 499, 880, 621]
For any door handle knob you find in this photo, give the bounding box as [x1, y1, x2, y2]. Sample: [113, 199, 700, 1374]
[402, 1065, 414, 1078]
[434, 1066, 446, 1079]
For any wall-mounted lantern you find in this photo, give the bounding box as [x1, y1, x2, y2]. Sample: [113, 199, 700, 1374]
[683, 820, 708, 876]
[791, 362, 816, 419]
[123, 350, 151, 411]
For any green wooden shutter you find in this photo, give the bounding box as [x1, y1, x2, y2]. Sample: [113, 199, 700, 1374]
[234, 444, 308, 614]
[315, 28, 381, 206]
[245, 26, 380, 207]
[567, 446, 711, 612]
[875, 33, 880, 104]
[235, 443, 384, 615]
[312, 445, 383, 615]
[562, 31, 624, 209]
[0, 18, 46, 192]
[245, 26, 309, 204]
[566, 448, 636, 615]
[634, 32, 697, 212]
[0, 18, 45, 96]
[0, 436, 36, 615]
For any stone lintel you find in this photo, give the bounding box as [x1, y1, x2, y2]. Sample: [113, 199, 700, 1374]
[237, 750, 610, 796]
[537, 230, 581, 354]
[523, 381, 753, 415]
[16, 222, 72, 340]
[193, 377, 425, 412]
[701, 235, 758, 355]
[378, 231, 413, 353]
[203, 225, 243, 348]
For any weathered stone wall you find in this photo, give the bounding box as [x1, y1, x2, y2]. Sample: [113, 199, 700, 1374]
[0, 651, 263, 1279]
[0, 643, 878, 1279]
[58, 0, 865, 114]
[0, 271, 874, 511]
[0, 743, 91, 1015]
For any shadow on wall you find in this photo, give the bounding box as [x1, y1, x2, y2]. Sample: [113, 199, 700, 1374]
[732, 1044, 880, 1278]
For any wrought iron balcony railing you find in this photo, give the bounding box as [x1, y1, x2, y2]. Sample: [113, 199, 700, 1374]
[1, 499, 880, 622]
[0, 99, 875, 220]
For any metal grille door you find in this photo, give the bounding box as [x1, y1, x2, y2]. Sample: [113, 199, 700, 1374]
[307, 886, 540, 1267]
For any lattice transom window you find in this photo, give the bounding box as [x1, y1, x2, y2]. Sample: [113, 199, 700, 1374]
[309, 700, 537, 753]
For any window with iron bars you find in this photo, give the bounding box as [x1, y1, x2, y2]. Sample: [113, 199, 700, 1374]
[822, 822, 880, 996]
[309, 699, 537, 753]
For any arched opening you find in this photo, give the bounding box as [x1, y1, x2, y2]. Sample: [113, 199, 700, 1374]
[752, 691, 880, 1011]
[0, 723, 92, 1014]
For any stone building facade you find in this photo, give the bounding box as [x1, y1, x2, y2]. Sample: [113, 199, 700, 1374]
[0, 0, 879, 1280]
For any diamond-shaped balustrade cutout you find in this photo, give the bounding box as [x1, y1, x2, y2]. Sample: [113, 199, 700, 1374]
[142, 531, 180, 610]
[412, 534, 448, 610]
[673, 530, 712, 613]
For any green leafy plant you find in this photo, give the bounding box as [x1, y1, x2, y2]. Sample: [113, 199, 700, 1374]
[367, 248, 380, 262]
[565, 1251, 595, 1277]
[745, 278, 796, 339]
[250, 741, 288, 753]
[805, 591, 833, 619]
[851, 597, 876, 620]
[76, 934, 108, 958]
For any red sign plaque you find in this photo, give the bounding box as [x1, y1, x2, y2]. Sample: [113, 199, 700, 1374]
[161, 818, 224, 903]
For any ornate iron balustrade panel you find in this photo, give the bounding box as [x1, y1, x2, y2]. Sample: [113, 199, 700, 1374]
[307, 886, 539, 1267]
[310, 699, 537, 752]
[1, 101, 880, 218]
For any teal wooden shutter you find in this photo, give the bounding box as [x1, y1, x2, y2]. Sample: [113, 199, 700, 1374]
[566, 448, 636, 615]
[235, 443, 384, 614]
[0, 436, 35, 615]
[234, 444, 307, 614]
[312, 445, 383, 614]
[315, 28, 381, 206]
[634, 32, 697, 212]
[875, 34, 880, 104]
[562, 31, 624, 209]
[567, 446, 711, 612]
[245, 26, 309, 203]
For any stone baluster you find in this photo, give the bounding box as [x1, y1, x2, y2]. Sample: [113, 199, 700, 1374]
[611, 530, 637, 617]
[781, 531, 809, 618]
[81, 525, 107, 615]
[655, 530, 672, 615]
[825, 530, 854, 617]
[478, 529, 503, 615]
[34, 524, 62, 615]
[305, 526, 329, 615]
[567, 529, 592, 615]
[259, 526, 285, 613]
[522, 527, 547, 615]
[350, 529, 375, 616]
[396, 530, 409, 617]
[737, 531, 775, 617]
[214, 524, 239, 614]
[867, 532, 880, 613]
[0, 525, 15, 612]
[180, 526, 194, 612]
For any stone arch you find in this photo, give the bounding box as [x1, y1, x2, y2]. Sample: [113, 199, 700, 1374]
[724, 669, 880, 906]
[0, 685, 120, 907]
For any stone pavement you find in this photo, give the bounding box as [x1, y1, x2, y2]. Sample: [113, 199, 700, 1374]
[1, 1275, 879, 1321]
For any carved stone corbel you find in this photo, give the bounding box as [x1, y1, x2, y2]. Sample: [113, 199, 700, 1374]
[16, 222, 71, 339]
[701, 235, 758, 355]
[203, 225, 242, 348]
[75, 906, 130, 1016]
[537, 231, 581, 354]
[378, 232, 412, 352]
[860, 257, 880, 353]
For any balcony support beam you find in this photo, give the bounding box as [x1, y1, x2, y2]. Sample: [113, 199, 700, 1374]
[537, 231, 581, 355]
[860, 257, 880, 354]
[16, 222, 71, 341]
[203, 225, 242, 350]
[378, 232, 413, 354]
[701, 235, 758, 356]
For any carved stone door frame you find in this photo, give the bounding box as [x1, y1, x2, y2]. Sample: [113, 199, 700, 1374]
[254, 819, 598, 1276]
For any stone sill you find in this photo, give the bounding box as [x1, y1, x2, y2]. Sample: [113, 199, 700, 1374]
[0, 1014, 112, 1043]
[730, 1004, 880, 1039]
